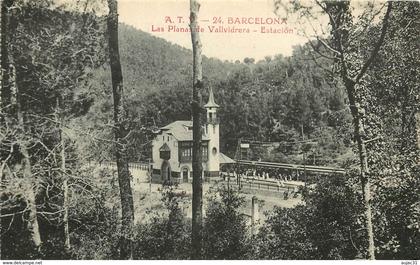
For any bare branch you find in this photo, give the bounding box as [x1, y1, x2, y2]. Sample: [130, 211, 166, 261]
[354, 2, 392, 84]
[317, 37, 340, 56]
[307, 39, 336, 60]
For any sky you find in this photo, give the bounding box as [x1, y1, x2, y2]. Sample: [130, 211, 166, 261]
[117, 0, 308, 61]
[56, 0, 387, 62]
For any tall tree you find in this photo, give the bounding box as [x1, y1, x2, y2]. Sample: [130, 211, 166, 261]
[0, 1, 10, 258]
[189, 0, 204, 259]
[417, 112, 420, 150]
[323, 2, 392, 259]
[277, 1, 393, 259]
[1, 0, 42, 249]
[2, 0, 109, 258]
[0, 0, 14, 114]
[363, 2, 419, 258]
[53, 99, 70, 252]
[106, 0, 134, 259]
[15, 44, 43, 250]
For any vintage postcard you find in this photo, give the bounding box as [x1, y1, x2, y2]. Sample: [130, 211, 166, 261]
[1, 0, 419, 263]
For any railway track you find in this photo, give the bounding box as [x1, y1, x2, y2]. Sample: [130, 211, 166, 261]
[236, 160, 346, 175]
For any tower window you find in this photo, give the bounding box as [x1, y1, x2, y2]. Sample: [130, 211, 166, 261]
[202, 143, 208, 159]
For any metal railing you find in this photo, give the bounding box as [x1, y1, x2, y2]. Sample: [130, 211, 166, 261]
[101, 161, 150, 171]
[236, 160, 346, 175]
[222, 175, 300, 200]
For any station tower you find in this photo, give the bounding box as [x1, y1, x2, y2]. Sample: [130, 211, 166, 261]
[204, 87, 220, 177]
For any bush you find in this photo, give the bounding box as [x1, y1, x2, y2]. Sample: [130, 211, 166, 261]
[133, 185, 191, 259]
[69, 167, 121, 259]
[202, 185, 253, 259]
[256, 206, 317, 259]
[256, 174, 365, 260]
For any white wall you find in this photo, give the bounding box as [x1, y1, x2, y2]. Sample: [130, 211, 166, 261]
[207, 123, 220, 172]
[152, 132, 180, 173]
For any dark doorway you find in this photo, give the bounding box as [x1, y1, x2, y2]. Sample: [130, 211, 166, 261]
[182, 167, 189, 183]
[161, 160, 171, 181]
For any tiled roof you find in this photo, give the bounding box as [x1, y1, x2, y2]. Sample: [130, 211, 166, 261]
[219, 152, 236, 164]
[160, 120, 209, 141]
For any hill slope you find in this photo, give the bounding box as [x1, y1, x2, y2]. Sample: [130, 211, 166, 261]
[77, 23, 353, 166]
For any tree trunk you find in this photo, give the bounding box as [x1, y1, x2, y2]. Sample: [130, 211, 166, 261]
[344, 78, 375, 260]
[0, 1, 16, 258]
[58, 113, 70, 251]
[1, 0, 42, 249]
[190, 0, 203, 259]
[0, 1, 5, 259]
[15, 63, 42, 248]
[62, 151, 70, 252]
[21, 145, 42, 248]
[323, 2, 392, 258]
[106, 0, 134, 259]
[0, 0, 12, 113]
[415, 111, 420, 151]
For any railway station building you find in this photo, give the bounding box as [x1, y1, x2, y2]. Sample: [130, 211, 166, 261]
[151, 88, 235, 183]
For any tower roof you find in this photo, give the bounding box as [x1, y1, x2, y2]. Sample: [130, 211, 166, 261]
[204, 87, 219, 108]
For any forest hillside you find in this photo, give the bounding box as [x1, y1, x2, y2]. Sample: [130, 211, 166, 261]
[79, 23, 354, 167]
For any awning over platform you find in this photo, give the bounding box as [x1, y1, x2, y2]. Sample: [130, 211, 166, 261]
[219, 153, 236, 164]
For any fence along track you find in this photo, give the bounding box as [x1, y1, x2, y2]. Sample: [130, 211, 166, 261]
[101, 161, 149, 171]
[236, 160, 346, 175]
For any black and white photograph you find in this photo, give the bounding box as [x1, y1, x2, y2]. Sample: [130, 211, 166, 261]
[0, 0, 419, 262]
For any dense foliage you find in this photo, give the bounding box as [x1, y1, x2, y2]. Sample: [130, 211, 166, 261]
[133, 186, 191, 260]
[77, 24, 355, 166]
[256, 175, 365, 260]
[202, 185, 252, 259]
[1, 0, 418, 260]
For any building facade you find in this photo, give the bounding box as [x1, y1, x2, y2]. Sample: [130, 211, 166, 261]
[151, 88, 233, 183]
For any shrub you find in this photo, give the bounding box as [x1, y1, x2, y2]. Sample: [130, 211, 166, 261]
[202, 185, 253, 259]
